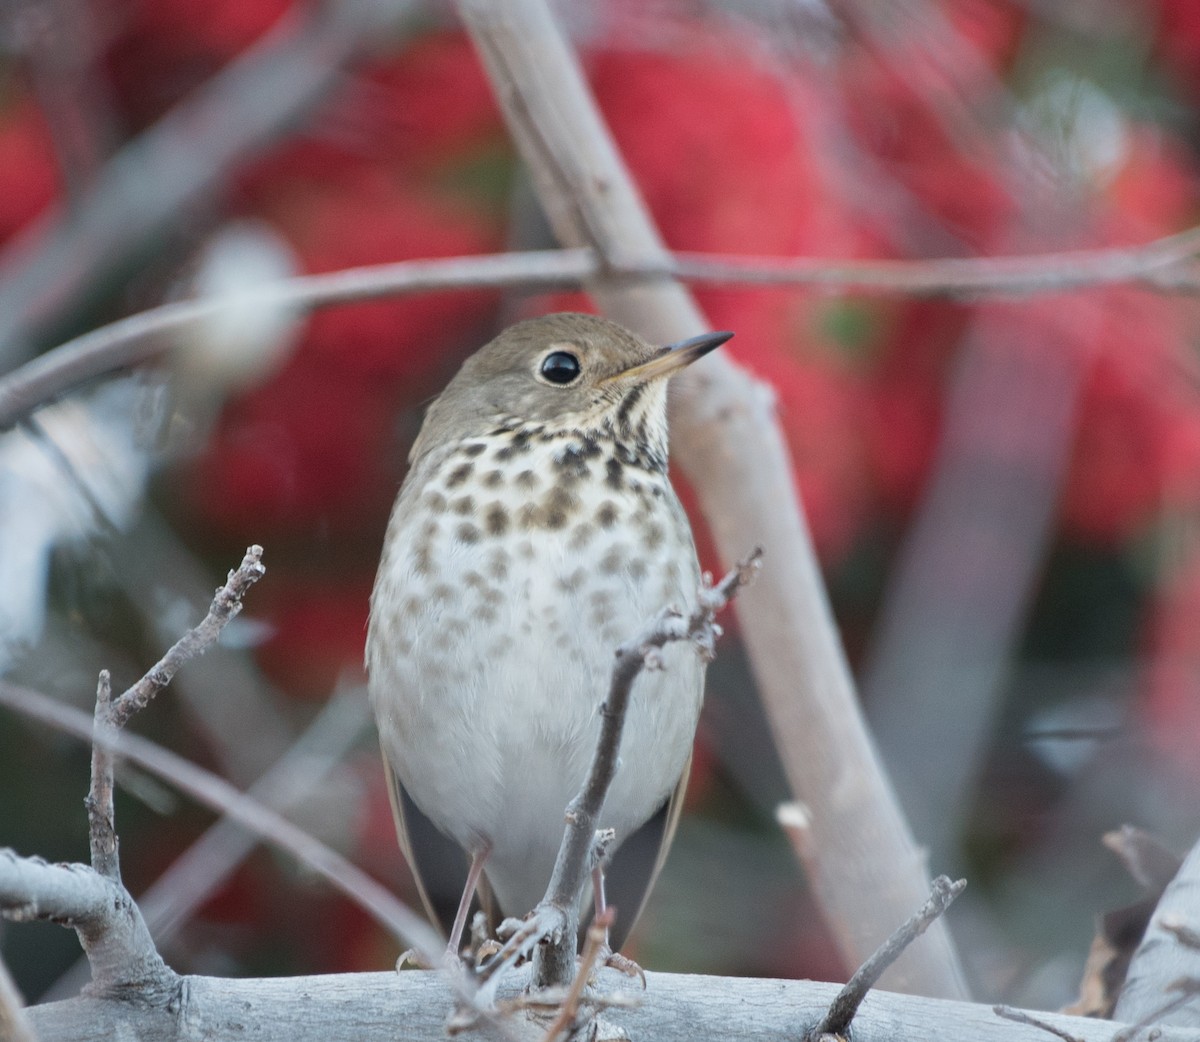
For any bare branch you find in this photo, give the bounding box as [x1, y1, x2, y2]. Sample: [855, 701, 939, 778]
[540, 911, 613, 1042]
[0, 850, 175, 1001]
[993, 1005, 1086, 1042]
[108, 545, 265, 728]
[23, 968, 1200, 1042]
[5, 221, 1200, 431]
[0, 680, 443, 965]
[85, 670, 118, 882]
[1113, 982, 1200, 1042]
[668, 225, 1200, 295]
[0, 249, 594, 430]
[45, 685, 371, 1001]
[1115, 835, 1200, 1028]
[810, 876, 966, 1040]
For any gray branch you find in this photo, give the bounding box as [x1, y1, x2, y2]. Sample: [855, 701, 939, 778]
[108, 545, 265, 728]
[0, 851, 175, 1003]
[21, 968, 1200, 1042]
[5, 227, 1200, 431]
[812, 875, 966, 1039]
[1115, 834, 1200, 1028]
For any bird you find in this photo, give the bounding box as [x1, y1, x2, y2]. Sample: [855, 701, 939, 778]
[366, 312, 732, 957]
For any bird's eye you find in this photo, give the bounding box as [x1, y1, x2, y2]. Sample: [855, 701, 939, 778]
[540, 351, 581, 385]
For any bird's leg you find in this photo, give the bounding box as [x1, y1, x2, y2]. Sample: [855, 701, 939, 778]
[447, 843, 490, 958]
[590, 856, 645, 986]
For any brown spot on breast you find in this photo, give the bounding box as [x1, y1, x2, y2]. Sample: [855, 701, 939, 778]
[629, 558, 648, 581]
[488, 549, 510, 581]
[431, 583, 456, 602]
[446, 462, 473, 488]
[590, 601, 612, 627]
[413, 547, 433, 576]
[555, 446, 591, 484]
[451, 495, 475, 516]
[483, 469, 504, 488]
[463, 443, 487, 458]
[599, 547, 624, 574]
[642, 522, 665, 550]
[546, 486, 580, 515]
[540, 489, 571, 533]
[423, 491, 447, 513]
[516, 469, 538, 490]
[557, 568, 586, 592]
[568, 522, 595, 550]
[605, 457, 624, 490]
[485, 504, 509, 536]
[456, 522, 482, 544]
[596, 502, 620, 528]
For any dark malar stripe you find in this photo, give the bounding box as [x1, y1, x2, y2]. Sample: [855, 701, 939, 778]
[615, 383, 645, 435]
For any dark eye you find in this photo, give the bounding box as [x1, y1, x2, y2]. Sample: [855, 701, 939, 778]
[540, 351, 581, 385]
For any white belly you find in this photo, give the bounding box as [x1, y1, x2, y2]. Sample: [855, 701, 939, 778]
[367, 436, 704, 917]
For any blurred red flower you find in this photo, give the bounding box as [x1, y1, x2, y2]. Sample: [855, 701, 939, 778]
[0, 96, 61, 241]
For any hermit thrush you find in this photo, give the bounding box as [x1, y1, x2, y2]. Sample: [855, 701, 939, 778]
[366, 312, 731, 955]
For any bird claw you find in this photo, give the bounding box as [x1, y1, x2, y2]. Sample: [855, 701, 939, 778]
[597, 947, 646, 989]
[395, 947, 433, 971]
[474, 938, 504, 962]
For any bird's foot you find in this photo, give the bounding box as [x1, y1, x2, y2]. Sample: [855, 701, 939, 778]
[596, 946, 646, 989]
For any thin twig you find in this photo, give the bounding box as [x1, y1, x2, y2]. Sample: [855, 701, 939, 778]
[0, 849, 175, 998]
[809, 875, 967, 1040]
[0, 249, 593, 430]
[85, 670, 119, 882]
[993, 1005, 1087, 1042]
[541, 910, 613, 1042]
[529, 549, 762, 989]
[108, 545, 265, 728]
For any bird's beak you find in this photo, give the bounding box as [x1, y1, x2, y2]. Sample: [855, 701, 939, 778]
[604, 330, 734, 386]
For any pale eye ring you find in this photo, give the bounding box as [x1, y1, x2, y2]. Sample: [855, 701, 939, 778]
[539, 350, 581, 385]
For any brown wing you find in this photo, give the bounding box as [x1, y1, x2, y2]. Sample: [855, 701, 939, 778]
[601, 752, 691, 951]
[381, 750, 444, 936]
[381, 749, 497, 939]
